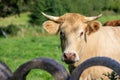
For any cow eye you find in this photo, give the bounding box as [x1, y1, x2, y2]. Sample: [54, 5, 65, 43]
[60, 31, 65, 37]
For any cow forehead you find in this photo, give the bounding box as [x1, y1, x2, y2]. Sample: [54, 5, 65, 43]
[61, 13, 86, 23]
[60, 13, 86, 33]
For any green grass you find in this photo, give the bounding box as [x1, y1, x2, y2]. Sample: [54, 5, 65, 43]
[98, 14, 120, 24]
[0, 35, 68, 80]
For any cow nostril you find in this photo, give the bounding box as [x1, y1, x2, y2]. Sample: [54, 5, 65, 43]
[71, 53, 76, 60]
[62, 53, 77, 64]
[63, 53, 76, 60]
[63, 53, 69, 59]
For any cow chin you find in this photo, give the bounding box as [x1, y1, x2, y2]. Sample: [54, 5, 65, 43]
[62, 57, 79, 64]
[63, 59, 75, 64]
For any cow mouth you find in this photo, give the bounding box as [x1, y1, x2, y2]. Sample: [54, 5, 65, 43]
[63, 60, 75, 64]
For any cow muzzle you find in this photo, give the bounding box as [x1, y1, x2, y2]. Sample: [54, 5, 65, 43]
[62, 53, 77, 64]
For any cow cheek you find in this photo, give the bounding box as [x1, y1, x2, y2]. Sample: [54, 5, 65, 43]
[76, 41, 85, 59]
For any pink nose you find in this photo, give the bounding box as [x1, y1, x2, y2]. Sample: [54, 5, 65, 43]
[62, 53, 76, 64]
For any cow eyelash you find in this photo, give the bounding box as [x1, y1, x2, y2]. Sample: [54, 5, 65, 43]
[60, 31, 65, 37]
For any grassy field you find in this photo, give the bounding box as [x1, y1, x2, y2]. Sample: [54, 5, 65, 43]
[0, 12, 30, 27]
[98, 14, 120, 24]
[0, 12, 120, 80]
[0, 13, 67, 80]
[0, 35, 68, 80]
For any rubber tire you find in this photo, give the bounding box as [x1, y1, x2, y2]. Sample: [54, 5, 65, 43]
[11, 58, 69, 80]
[70, 57, 120, 80]
[0, 61, 12, 80]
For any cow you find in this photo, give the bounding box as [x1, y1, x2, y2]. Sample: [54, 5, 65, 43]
[42, 12, 120, 80]
[103, 20, 120, 26]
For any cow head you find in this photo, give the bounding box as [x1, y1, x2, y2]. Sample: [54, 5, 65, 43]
[42, 12, 102, 64]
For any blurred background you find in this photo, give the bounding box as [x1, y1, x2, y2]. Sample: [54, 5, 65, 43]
[0, 0, 120, 80]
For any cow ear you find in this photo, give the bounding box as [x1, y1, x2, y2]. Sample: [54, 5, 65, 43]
[43, 20, 60, 34]
[86, 21, 101, 35]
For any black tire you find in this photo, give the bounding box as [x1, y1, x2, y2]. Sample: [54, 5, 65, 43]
[0, 61, 12, 80]
[70, 57, 120, 80]
[10, 58, 69, 80]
